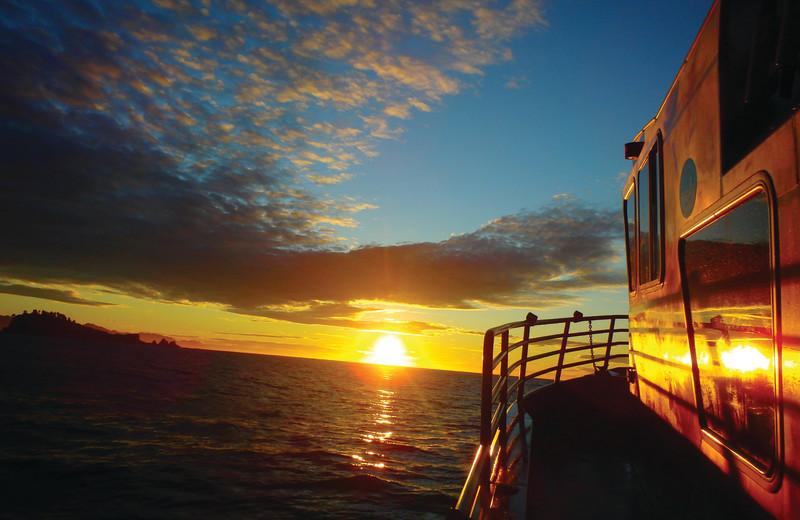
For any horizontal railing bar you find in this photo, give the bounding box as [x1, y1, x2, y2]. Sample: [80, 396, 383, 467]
[521, 327, 627, 346]
[492, 349, 512, 370]
[507, 357, 526, 375]
[558, 343, 615, 356]
[454, 444, 488, 512]
[491, 338, 573, 368]
[506, 400, 519, 419]
[503, 341, 627, 375]
[490, 329, 629, 368]
[556, 330, 628, 342]
[521, 348, 563, 364]
[506, 406, 522, 431]
[491, 375, 508, 404]
[488, 400, 521, 437]
[500, 342, 616, 372]
[507, 377, 524, 396]
[509, 350, 627, 397]
[554, 354, 629, 373]
[521, 340, 627, 362]
[485, 314, 628, 337]
[518, 352, 629, 384]
[507, 338, 527, 352]
[490, 402, 504, 433]
[557, 359, 601, 372]
[508, 353, 628, 395]
[492, 326, 627, 353]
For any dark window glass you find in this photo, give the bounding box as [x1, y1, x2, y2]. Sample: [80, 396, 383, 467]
[636, 138, 663, 286]
[720, 0, 800, 171]
[624, 193, 636, 292]
[652, 151, 662, 279]
[638, 158, 651, 284]
[627, 135, 664, 292]
[682, 191, 776, 471]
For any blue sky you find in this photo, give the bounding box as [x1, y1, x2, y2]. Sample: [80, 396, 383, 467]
[0, 0, 712, 370]
[337, 0, 712, 246]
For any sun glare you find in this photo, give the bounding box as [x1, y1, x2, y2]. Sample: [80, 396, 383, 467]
[364, 335, 413, 367]
[720, 343, 771, 373]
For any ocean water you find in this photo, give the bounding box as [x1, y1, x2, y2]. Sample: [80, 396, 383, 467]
[0, 334, 481, 519]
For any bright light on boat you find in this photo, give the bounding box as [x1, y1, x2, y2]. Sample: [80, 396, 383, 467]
[364, 335, 413, 367]
[720, 343, 770, 373]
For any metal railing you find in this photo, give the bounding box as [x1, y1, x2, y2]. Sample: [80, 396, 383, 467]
[450, 311, 629, 519]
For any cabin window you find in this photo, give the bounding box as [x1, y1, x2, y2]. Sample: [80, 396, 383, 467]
[720, 0, 800, 171]
[636, 137, 664, 287]
[638, 159, 651, 283]
[623, 187, 636, 292]
[681, 189, 777, 472]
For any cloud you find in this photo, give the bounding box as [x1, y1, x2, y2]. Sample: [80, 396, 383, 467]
[0, 0, 545, 221]
[0, 0, 614, 333]
[215, 332, 305, 340]
[306, 172, 356, 185]
[0, 283, 112, 307]
[474, 0, 548, 41]
[0, 120, 625, 315]
[229, 301, 460, 335]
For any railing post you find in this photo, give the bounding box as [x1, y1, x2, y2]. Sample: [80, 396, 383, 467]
[517, 324, 531, 407]
[603, 317, 616, 371]
[478, 329, 495, 514]
[554, 320, 572, 383]
[481, 330, 494, 446]
[499, 330, 509, 455]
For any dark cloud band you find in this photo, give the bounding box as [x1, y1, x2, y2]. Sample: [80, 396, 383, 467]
[0, 0, 625, 327]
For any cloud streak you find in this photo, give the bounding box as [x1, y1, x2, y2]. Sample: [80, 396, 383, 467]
[0, 284, 111, 307]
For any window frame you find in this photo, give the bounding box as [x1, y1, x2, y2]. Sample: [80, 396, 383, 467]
[678, 174, 782, 487]
[623, 181, 637, 294]
[624, 132, 665, 294]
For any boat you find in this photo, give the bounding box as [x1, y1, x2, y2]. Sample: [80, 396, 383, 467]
[450, 1, 800, 518]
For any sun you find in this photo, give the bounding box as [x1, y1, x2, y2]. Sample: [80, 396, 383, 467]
[364, 334, 413, 367]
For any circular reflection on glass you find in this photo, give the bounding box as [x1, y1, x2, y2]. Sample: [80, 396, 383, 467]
[680, 158, 697, 218]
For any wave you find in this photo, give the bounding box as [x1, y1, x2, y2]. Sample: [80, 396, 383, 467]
[308, 474, 401, 493]
[0, 342, 479, 519]
[383, 442, 432, 455]
[296, 449, 353, 464]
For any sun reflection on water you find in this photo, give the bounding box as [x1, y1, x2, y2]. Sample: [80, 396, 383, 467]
[352, 369, 400, 471]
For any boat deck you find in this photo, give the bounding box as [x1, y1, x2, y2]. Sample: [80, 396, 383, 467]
[522, 374, 774, 519]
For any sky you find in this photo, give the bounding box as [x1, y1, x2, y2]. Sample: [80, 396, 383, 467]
[0, 0, 712, 372]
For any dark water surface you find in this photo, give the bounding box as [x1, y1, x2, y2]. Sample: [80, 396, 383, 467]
[0, 335, 481, 519]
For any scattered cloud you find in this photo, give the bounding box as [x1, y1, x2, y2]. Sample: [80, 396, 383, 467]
[505, 74, 532, 89]
[306, 172, 356, 185]
[0, 0, 546, 241]
[214, 332, 306, 340]
[0, 0, 626, 334]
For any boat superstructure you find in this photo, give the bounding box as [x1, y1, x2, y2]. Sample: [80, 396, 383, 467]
[452, 0, 800, 518]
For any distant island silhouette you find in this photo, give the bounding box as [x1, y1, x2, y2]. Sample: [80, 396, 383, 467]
[0, 310, 181, 348]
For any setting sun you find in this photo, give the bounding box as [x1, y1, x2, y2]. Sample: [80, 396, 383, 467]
[363, 335, 413, 367]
